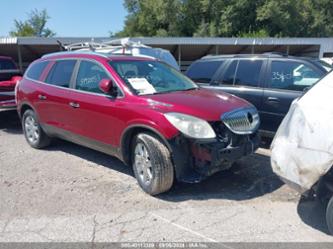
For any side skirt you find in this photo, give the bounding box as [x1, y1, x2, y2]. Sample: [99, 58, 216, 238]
[42, 124, 122, 160]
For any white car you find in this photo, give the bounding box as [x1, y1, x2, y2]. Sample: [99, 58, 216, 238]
[271, 70, 333, 234]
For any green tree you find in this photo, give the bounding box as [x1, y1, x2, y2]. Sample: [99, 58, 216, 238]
[10, 9, 55, 37]
[117, 0, 183, 37]
[116, 0, 333, 37]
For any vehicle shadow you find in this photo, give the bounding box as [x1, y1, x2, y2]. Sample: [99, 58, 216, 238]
[297, 196, 329, 235]
[50, 141, 282, 201]
[0, 110, 22, 134]
[0, 110, 283, 201]
[160, 151, 284, 202]
[48, 139, 133, 176]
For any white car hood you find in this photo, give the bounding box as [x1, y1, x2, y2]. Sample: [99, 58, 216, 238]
[271, 71, 333, 193]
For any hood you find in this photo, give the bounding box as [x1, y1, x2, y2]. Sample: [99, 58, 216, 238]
[144, 88, 251, 121]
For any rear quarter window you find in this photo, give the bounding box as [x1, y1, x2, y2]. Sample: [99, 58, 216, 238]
[26, 61, 49, 81]
[186, 60, 223, 83]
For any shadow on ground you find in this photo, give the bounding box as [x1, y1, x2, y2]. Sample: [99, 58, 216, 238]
[160, 152, 283, 202]
[297, 196, 330, 235]
[0, 110, 283, 202]
[0, 110, 22, 134]
[50, 138, 132, 177]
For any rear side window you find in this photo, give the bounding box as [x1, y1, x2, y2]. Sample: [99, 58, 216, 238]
[186, 60, 223, 83]
[234, 60, 263, 87]
[0, 58, 16, 70]
[45, 60, 76, 88]
[26, 61, 48, 81]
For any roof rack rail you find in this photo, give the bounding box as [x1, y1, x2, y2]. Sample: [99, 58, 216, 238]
[61, 38, 150, 53]
[103, 38, 149, 48]
[64, 41, 114, 51]
[262, 52, 288, 57]
[41, 50, 110, 59]
[53, 38, 180, 70]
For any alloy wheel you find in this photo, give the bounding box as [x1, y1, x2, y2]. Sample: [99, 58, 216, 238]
[134, 142, 153, 185]
[24, 115, 39, 144]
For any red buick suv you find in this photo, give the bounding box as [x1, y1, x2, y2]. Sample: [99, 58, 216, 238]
[16, 52, 260, 195]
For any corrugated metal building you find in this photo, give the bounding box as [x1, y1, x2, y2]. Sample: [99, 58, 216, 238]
[1, 36, 333, 71]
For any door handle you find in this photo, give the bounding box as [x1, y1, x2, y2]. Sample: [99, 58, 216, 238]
[69, 102, 80, 108]
[267, 97, 280, 103]
[38, 94, 47, 100]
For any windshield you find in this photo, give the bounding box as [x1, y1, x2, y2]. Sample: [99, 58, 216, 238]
[109, 60, 197, 95]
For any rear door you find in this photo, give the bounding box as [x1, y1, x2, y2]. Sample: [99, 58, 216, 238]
[208, 58, 266, 113]
[35, 59, 77, 134]
[261, 59, 324, 132]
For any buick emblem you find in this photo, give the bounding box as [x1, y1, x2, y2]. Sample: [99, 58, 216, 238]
[247, 112, 253, 123]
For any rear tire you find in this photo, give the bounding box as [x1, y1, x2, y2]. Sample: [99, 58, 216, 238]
[22, 109, 51, 149]
[326, 196, 333, 235]
[132, 133, 174, 195]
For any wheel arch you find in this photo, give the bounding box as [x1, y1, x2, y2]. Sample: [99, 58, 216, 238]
[120, 124, 173, 166]
[316, 167, 333, 203]
[19, 103, 35, 119]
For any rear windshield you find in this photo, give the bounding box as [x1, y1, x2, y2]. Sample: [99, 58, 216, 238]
[186, 60, 223, 83]
[0, 58, 16, 70]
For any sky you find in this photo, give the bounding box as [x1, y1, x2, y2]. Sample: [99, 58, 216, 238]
[0, 0, 127, 37]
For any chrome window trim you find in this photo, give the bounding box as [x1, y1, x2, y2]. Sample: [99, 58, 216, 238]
[25, 76, 125, 99]
[25, 57, 125, 99]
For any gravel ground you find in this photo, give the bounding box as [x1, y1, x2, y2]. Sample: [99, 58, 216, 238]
[0, 110, 333, 242]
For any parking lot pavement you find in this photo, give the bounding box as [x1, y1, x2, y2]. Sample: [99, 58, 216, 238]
[0, 110, 333, 242]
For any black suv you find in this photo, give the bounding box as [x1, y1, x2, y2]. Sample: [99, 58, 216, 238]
[186, 53, 330, 136]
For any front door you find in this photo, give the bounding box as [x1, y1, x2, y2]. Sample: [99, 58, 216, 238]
[67, 60, 121, 150]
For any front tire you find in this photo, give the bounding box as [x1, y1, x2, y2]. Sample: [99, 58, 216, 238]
[326, 196, 333, 235]
[132, 133, 174, 195]
[22, 109, 51, 149]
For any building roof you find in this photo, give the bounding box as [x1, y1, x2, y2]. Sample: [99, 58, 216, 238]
[1, 36, 333, 71]
[0, 36, 333, 46]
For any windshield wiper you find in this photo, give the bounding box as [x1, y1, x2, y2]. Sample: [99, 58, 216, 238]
[180, 87, 199, 91]
[144, 87, 199, 95]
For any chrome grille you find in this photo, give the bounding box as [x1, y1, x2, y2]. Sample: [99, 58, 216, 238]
[221, 107, 260, 134]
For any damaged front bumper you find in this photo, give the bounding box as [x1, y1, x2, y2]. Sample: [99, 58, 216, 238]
[169, 128, 260, 183]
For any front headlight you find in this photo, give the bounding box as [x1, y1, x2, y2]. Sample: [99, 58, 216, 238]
[164, 112, 216, 139]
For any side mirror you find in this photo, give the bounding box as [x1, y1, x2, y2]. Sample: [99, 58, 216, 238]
[99, 79, 118, 97]
[303, 86, 311, 93]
